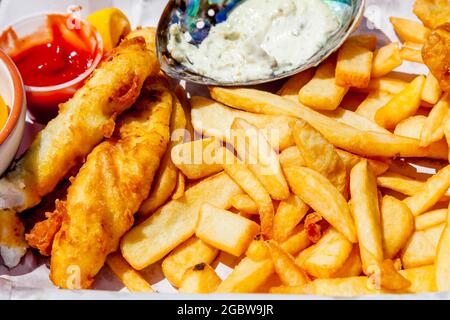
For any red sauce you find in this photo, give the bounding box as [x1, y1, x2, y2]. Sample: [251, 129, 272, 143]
[12, 24, 95, 87]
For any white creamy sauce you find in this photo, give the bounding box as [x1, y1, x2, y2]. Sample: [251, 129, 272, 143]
[168, 0, 340, 82]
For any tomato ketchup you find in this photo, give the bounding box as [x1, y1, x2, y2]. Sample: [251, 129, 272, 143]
[0, 14, 103, 123]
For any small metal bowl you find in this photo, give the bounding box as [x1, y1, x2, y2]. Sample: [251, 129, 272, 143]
[157, 0, 366, 86]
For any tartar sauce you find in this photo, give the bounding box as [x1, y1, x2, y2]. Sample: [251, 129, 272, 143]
[168, 0, 340, 82]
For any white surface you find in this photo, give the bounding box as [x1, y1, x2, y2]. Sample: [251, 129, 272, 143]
[0, 0, 448, 299]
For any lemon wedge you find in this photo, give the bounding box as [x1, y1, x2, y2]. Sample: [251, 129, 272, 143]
[87, 8, 131, 52]
[0, 95, 9, 131]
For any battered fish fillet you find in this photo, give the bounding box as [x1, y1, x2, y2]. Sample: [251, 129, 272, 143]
[0, 37, 156, 268]
[49, 77, 173, 289]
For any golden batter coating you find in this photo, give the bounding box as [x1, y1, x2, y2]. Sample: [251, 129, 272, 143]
[49, 78, 173, 289]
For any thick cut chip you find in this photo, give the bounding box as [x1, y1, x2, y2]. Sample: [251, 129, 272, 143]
[284, 166, 357, 243]
[380, 196, 415, 259]
[395, 116, 427, 140]
[273, 195, 309, 242]
[336, 42, 374, 88]
[291, 120, 348, 194]
[415, 209, 448, 230]
[372, 43, 403, 78]
[400, 46, 424, 63]
[121, 172, 242, 270]
[390, 17, 431, 44]
[435, 205, 450, 291]
[162, 237, 218, 288]
[420, 94, 449, 147]
[331, 245, 363, 278]
[277, 69, 315, 101]
[346, 34, 378, 51]
[178, 263, 222, 294]
[356, 90, 395, 122]
[299, 59, 349, 110]
[375, 76, 426, 129]
[422, 73, 443, 105]
[349, 160, 383, 274]
[280, 226, 312, 256]
[231, 194, 258, 216]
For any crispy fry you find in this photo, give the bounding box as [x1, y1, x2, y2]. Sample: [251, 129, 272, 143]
[284, 166, 357, 243]
[356, 90, 394, 122]
[336, 42, 373, 88]
[179, 263, 222, 294]
[372, 43, 402, 78]
[381, 196, 414, 259]
[422, 23, 450, 93]
[277, 69, 315, 101]
[121, 172, 242, 270]
[196, 204, 260, 257]
[400, 46, 424, 63]
[413, 0, 450, 29]
[390, 17, 431, 44]
[403, 165, 450, 216]
[279, 146, 306, 168]
[420, 94, 449, 147]
[296, 228, 353, 279]
[291, 120, 347, 194]
[216, 257, 274, 293]
[375, 76, 426, 129]
[266, 240, 308, 286]
[422, 73, 443, 105]
[273, 195, 309, 242]
[394, 116, 427, 139]
[401, 224, 445, 268]
[349, 160, 383, 274]
[162, 237, 218, 288]
[231, 119, 289, 200]
[299, 59, 349, 110]
[415, 209, 448, 230]
[191, 96, 295, 151]
[246, 236, 270, 261]
[106, 252, 154, 293]
[171, 137, 224, 180]
[435, 204, 450, 291]
[280, 226, 312, 256]
[331, 245, 363, 278]
[377, 171, 435, 197]
[209, 87, 448, 159]
[346, 34, 378, 51]
[223, 150, 275, 238]
[231, 194, 258, 216]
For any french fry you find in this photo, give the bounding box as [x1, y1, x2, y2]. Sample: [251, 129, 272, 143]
[196, 204, 260, 257]
[246, 236, 270, 261]
[280, 226, 312, 256]
[138, 95, 186, 218]
[377, 171, 426, 197]
[172, 172, 186, 200]
[403, 165, 450, 216]
[346, 34, 378, 51]
[161, 236, 219, 288]
[279, 146, 306, 168]
[284, 166, 357, 243]
[420, 94, 449, 147]
[375, 76, 426, 129]
[216, 257, 274, 293]
[106, 252, 154, 293]
[191, 96, 295, 151]
[121, 172, 242, 270]
[299, 59, 349, 110]
[372, 43, 402, 78]
[415, 209, 448, 230]
[178, 263, 222, 294]
[296, 228, 353, 279]
[171, 137, 224, 180]
[321, 108, 392, 135]
[413, 0, 450, 29]
[394, 116, 427, 139]
[277, 69, 315, 101]
[397, 265, 437, 293]
[354, 77, 408, 95]
[336, 149, 390, 177]
[435, 205, 450, 291]
[291, 120, 347, 194]
[266, 240, 309, 286]
[273, 195, 309, 242]
[401, 224, 445, 268]
[222, 150, 274, 238]
[331, 245, 363, 278]
[390, 17, 431, 44]
[380, 196, 415, 259]
[422, 73, 443, 105]
[400, 46, 424, 63]
[209, 87, 448, 159]
[356, 90, 395, 122]
[336, 42, 374, 88]
[349, 160, 383, 274]
[231, 118, 290, 200]
[231, 194, 258, 216]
